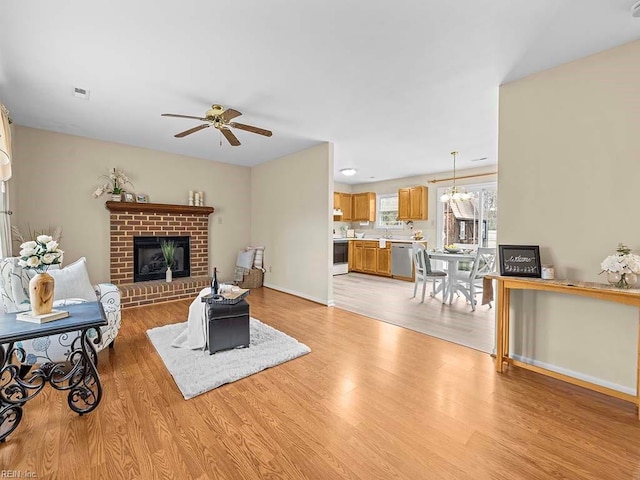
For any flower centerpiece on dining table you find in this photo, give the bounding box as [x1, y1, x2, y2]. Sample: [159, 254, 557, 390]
[92, 167, 134, 201]
[600, 243, 640, 289]
[19, 235, 64, 314]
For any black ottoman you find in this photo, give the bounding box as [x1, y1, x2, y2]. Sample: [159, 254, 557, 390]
[202, 297, 250, 354]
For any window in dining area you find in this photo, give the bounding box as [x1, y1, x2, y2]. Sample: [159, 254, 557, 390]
[436, 183, 497, 249]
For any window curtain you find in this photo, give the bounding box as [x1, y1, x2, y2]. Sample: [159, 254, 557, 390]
[0, 103, 12, 258]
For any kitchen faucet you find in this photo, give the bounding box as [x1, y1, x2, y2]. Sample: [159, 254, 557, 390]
[383, 228, 393, 239]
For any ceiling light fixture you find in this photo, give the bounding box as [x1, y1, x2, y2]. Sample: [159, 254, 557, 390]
[340, 168, 357, 176]
[632, 1, 640, 17]
[439, 151, 473, 202]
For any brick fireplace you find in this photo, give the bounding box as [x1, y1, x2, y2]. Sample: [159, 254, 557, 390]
[106, 201, 215, 308]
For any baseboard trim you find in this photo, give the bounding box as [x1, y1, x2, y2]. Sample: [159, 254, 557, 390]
[510, 354, 636, 396]
[263, 283, 331, 306]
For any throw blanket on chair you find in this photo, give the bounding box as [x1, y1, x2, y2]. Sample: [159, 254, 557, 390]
[171, 288, 210, 350]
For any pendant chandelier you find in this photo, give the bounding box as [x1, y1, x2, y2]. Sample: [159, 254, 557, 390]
[439, 151, 473, 202]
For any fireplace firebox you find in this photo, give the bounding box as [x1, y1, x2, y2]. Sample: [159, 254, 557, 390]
[133, 236, 190, 282]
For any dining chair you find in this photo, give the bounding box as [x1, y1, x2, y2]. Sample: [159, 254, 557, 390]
[412, 245, 447, 303]
[454, 247, 496, 311]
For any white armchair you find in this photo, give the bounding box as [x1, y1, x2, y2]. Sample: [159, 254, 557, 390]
[0, 257, 121, 364]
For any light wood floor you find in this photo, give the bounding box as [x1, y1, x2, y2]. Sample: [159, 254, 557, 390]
[333, 273, 495, 353]
[3, 287, 640, 479]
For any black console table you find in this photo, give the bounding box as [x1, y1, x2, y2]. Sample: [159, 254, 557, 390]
[0, 301, 107, 442]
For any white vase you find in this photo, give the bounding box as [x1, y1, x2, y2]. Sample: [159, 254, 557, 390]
[111, 193, 122, 202]
[166, 267, 172, 283]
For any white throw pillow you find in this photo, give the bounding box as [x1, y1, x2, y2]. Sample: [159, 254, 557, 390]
[236, 249, 256, 270]
[247, 246, 265, 269]
[47, 257, 97, 302]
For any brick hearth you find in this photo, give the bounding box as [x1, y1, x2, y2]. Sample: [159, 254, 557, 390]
[106, 201, 215, 308]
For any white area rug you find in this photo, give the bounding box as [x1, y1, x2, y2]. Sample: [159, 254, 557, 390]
[147, 318, 310, 399]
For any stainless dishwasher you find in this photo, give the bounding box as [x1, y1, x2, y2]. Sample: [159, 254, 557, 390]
[391, 243, 413, 277]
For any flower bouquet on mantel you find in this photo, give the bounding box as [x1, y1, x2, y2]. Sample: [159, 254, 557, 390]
[600, 243, 640, 289]
[92, 167, 134, 201]
[19, 235, 64, 315]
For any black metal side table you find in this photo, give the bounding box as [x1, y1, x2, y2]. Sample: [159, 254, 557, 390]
[0, 301, 107, 442]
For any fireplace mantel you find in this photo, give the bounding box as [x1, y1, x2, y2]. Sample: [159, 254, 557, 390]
[105, 201, 214, 216]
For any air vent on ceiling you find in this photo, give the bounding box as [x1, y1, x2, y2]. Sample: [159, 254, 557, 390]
[73, 87, 90, 100]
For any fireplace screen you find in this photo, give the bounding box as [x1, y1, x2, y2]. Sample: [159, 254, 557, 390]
[133, 236, 190, 282]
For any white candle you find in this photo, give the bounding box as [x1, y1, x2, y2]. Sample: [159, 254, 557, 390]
[198, 191, 204, 206]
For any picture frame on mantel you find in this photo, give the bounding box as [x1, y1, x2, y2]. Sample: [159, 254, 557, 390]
[498, 244, 541, 278]
[123, 192, 135, 202]
[136, 193, 149, 203]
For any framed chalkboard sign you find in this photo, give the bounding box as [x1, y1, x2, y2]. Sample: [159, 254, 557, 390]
[498, 245, 541, 278]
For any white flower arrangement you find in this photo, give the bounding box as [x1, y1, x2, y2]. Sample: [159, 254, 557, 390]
[600, 244, 640, 275]
[92, 168, 134, 198]
[19, 235, 64, 274]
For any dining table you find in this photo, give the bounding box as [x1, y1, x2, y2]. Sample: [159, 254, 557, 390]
[428, 251, 477, 305]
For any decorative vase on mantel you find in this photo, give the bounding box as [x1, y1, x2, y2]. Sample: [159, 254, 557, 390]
[29, 272, 55, 315]
[111, 192, 122, 202]
[607, 272, 638, 289]
[166, 267, 172, 283]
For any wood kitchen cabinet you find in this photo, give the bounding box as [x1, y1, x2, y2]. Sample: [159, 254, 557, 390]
[333, 192, 340, 209]
[349, 241, 363, 271]
[339, 193, 352, 221]
[349, 240, 391, 277]
[352, 192, 376, 221]
[397, 186, 428, 220]
[376, 247, 391, 276]
[334, 192, 353, 221]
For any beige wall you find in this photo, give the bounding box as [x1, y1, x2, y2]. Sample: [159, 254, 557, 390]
[252, 143, 333, 304]
[10, 126, 251, 284]
[498, 40, 640, 393]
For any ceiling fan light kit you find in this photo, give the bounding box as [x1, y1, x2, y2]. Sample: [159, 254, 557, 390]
[161, 104, 272, 147]
[632, 1, 640, 17]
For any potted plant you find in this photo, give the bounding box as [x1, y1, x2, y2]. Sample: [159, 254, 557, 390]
[160, 239, 176, 282]
[92, 168, 134, 201]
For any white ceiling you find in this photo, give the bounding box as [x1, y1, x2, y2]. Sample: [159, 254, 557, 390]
[0, 1, 638, 184]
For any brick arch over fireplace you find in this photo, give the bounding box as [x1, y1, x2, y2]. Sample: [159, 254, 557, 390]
[106, 201, 215, 308]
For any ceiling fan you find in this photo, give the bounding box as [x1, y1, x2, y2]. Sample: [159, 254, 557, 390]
[161, 104, 272, 146]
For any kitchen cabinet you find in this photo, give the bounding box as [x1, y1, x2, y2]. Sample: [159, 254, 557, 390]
[333, 192, 340, 210]
[333, 192, 353, 221]
[349, 241, 363, 271]
[377, 247, 391, 276]
[349, 240, 391, 277]
[397, 186, 428, 220]
[340, 193, 352, 221]
[352, 192, 376, 221]
[363, 245, 377, 273]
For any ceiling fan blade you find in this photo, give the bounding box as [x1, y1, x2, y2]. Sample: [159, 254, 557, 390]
[162, 113, 209, 121]
[220, 127, 241, 146]
[229, 122, 273, 137]
[174, 124, 210, 138]
[221, 108, 242, 122]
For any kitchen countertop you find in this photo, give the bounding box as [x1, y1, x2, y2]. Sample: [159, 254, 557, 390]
[333, 238, 426, 244]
